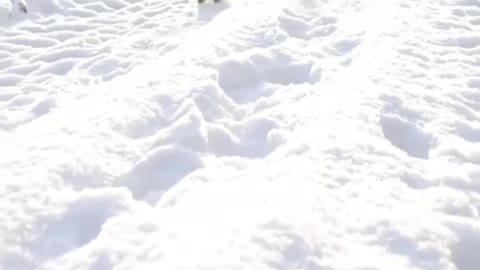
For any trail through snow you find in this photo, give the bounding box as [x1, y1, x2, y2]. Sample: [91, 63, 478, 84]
[1, 0, 480, 269]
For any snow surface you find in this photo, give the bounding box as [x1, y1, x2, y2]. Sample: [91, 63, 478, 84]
[1, 0, 480, 269]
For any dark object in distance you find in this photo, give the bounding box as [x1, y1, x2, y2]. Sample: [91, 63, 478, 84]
[18, 2, 27, 13]
[198, 0, 221, 3]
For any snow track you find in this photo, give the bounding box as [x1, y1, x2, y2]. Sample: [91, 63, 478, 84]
[0, 0, 195, 130]
[1, 0, 480, 269]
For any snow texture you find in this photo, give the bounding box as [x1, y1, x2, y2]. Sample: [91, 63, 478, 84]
[1, 0, 480, 269]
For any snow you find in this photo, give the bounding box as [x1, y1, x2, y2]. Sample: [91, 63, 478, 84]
[1, 0, 480, 269]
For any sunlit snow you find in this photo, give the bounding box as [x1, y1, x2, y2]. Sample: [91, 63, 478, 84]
[1, 0, 480, 269]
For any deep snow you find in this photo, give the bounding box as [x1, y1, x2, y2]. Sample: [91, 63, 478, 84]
[1, 0, 480, 269]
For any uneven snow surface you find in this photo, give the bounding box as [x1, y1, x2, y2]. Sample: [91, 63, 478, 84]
[1, 0, 480, 269]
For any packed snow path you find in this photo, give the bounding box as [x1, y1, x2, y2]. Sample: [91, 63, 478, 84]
[1, 0, 480, 269]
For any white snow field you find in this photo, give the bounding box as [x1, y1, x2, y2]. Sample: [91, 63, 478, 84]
[1, 0, 480, 269]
